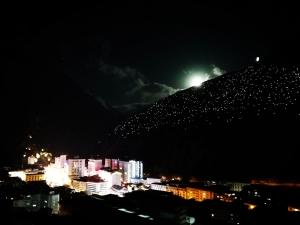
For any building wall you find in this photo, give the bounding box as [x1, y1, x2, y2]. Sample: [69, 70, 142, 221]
[86, 182, 100, 195]
[150, 183, 167, 192]
[68, 159, 86, 178]
[104, 159, 111, 168]
[167, 186, 187, 199]
[112, 172, 122, 186]
[226, 182, 249, 192]
[111, 159, 119, 170]
[72, 179, 87, 192]
[186, 187, 214, 202]
[25, 173, 45, 182]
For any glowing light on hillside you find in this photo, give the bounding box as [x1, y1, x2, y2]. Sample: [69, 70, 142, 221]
[187, 73, 209, 87]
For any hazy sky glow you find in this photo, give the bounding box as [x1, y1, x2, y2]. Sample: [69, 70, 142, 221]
[186, 73, 210, 87]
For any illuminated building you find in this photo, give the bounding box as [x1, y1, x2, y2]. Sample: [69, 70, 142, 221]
[225, 182, 249, 192]
[99, 170, 113, 187]
[9, 171, 26, 181]
[55, 155, 67, 168]
[104, 158, 111, 168]
[9, 170, 45, 182]
[150, 183, 215, 202]
[111, 171, 122, 186]
[71, 179, 87, 193]
[71, 176, 110, 195]
[186, 187, 214, 202]
[150, 183, 167, 192]
[146, 178, 161, 185]
[167, 186, 187, 199]
[128, 160, 143, 183]
[25, 171, 45, 182]
[68, 159, 86, 178]
[88, 159, 102, 176]
[111, 159, 119, 170]
[119, 160, 129, 182]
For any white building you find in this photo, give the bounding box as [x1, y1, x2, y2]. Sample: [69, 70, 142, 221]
[111, 171, 122, 186]
[146, 178, 161, 185]
[111, 159, 119, 170]
[150, 183, 167, 192]
[104, 158, 111, 168]
[128, 160, 143, 183]
[72, 177, 110, 196]
[55, 155, 67, 168]
[88, 159, 102, 176]
[9, 171, 26, 181]
[68, 159, 86, 178]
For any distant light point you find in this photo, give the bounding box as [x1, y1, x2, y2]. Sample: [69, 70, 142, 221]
[256, 56, 260, 62]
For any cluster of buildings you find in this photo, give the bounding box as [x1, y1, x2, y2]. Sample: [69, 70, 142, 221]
[150, 182, 231, 203]
[9, 155, 144, 197]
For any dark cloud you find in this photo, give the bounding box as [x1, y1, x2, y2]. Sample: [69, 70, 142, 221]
[113, 102, 150, 113]
[127, 82, 178, 103]
[98, 62, 178, 107]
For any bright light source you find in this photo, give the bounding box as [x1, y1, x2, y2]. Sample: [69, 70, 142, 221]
[187, 73, 209, 87]
[118, 208, 135, 214]
[138, 214, 150, 218]
[256, 56, 260, 62]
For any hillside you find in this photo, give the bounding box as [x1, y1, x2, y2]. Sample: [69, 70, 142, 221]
[115, 64, 300, 179]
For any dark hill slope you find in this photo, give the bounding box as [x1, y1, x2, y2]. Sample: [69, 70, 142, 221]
[115, 64, 300, 179]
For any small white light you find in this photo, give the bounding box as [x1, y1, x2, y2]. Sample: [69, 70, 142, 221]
[256, 56, 260, 62]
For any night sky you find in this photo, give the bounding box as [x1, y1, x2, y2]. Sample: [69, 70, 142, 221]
[2, 2, 300, 167]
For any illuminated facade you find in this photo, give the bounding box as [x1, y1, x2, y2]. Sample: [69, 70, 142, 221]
[186, 187, 214, 202]
[150, 183, 215, 202]
[9, 170, 45, 182]
[111, 159, 119, 170]
[104, 158, 111, 168]
[25, 172, 45, 182]
[111, 171, 122, 186]
[68, 159, 86, 178]
[72, 179, 87, 192]
[167, 186, 187, 199]
[225, 182, 249, 192]
[128, 160, 143, 183]
[119, 160, 129, 183]
[72, 176, 110, 195]
[88, 159, 102, 176]
[150, 183, 167, 192]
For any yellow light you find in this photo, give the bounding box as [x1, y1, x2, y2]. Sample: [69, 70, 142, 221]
[249, 204, 256, 210]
